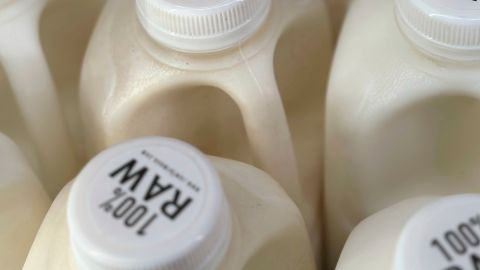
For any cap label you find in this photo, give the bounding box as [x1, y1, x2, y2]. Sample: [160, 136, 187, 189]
[89, 147, 205, 244]
[430, 215, 480, 270]
[395, 196, 480, 270]
[105, 157, 194, 221]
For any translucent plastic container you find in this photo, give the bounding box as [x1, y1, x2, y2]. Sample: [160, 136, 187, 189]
[336, 195, 480, 270]
[0, 133, 50, 269]
[0, 0, 105, 196]
[80, 0, 332, 256]
[39, 0, 105, 162]
[23, 137, 316, 270]
[326, 0, 480, 266]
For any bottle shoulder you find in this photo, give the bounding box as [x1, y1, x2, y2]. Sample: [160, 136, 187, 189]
[23, 183, 74, 270]
[334, 0, 480, 91]
[336, 197, 436, 270]
[329, 29, 480, 134]
[24, 159, 312, 270]
[211, 157, 301, 218]
[82, 0, 328, 76]
[210, 157, 314, 269]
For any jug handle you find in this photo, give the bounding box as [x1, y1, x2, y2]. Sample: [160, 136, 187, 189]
[216, 50, 304, 212]
[0, 3, 78, 197]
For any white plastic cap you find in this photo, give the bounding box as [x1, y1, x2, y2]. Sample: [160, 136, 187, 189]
[395, 0, 480, 61]
[395, 194, 480, 270]
[135, 0, 271, 53]
[67, 137, 231, 270]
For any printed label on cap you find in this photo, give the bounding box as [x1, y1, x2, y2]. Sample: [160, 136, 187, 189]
[395, 195, 480, 270]
[87, 145, 205, 246]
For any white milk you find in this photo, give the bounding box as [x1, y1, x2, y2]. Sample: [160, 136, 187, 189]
[0, 133, 50, 269]
[325, 0, 480, 266]
[23, 137, 316, 270]
[80, 0, 332, 255]
[0, 0, 80, 197]
[336, 195, 480, 270]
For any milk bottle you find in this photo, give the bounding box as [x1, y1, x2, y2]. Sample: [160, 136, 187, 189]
[0, 133, 50, 269]
[336, 195, 480, 270]
[325, 0, 480, 265]
[40, 0, 105, 160]
[0, 0, 78, 197]
[23, 137, 316, 270]
[80, 0, 332, 253]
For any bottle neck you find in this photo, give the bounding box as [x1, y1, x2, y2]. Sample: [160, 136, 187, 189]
[133, 0, 281, 71]
[135, 0, 271, 54]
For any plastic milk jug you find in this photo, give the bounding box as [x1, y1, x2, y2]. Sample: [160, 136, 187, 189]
[23, 137, 316, 270]
[80, 0, 332, 253]
[325, 0, 480, 265]
[336, 195, 480, 270]
[39, 0, 106, 161]
[0, 132, 50, 269]
[0, 0, 78, 197]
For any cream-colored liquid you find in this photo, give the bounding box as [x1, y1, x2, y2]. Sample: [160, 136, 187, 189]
[0, 67, 37, 170]
[0, 0, 105, 197]
[23, 157, 315, 270]
[325, 0, 480, 267]
[80, 0, 332, 259]
[335, 197, 435, 270]
[40, 0, 105, 163]
[0, 133, 50, 269]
